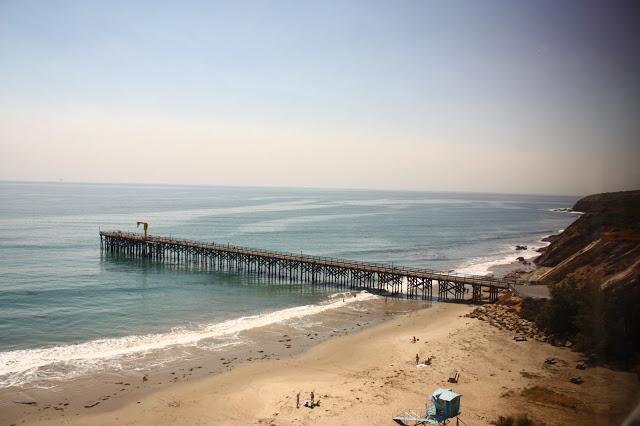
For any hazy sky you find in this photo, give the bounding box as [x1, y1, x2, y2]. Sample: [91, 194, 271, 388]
[1, 0, 638, 195]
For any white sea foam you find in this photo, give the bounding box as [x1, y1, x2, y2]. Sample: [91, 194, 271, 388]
[454, 241, 549, 276]
[454, 254, 520, 276]
[0, 291, 376, 387]
[548, 207, 583, 214]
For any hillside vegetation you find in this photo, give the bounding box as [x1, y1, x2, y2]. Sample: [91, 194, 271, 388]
[526, 190, 640, 367]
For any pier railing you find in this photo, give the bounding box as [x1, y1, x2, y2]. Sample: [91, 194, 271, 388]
[100, 231, 516, 302]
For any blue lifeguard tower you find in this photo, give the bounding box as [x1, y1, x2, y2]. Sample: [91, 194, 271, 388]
[393, 388, 462, 425]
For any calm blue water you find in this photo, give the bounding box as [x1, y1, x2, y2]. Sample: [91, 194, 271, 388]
[0, 182, 578, 384]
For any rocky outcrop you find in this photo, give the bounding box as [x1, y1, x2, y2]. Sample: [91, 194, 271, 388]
[484, 192, 640, 366]
[573, 191, 640, 218]
[467, 304, 547, 341]
[466, 295, 548, 342]
[533, 190, 640, 288]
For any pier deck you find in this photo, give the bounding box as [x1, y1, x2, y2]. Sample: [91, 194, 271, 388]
[100, 231, 516, 303]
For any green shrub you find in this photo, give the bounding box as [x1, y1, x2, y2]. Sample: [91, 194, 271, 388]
[523, 276, 640, 367]
[538, 277, 583, 338]
[519, 297, 546, 324]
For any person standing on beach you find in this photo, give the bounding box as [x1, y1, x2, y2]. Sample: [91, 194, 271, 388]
[310, 391, 315, 403]
[296, 392, 300, 408]
[416, 353, 420, 365]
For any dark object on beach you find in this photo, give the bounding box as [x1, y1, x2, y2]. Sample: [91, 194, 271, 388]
[544, 358, 558, 365]
[576, 361, 587, 370]
[516, 256, 525, 262]
[514, 335, 527, 341]
[303, 399, 320, 408]
[84, 401, 100, 408]
[13, 400, 37, 405]
[491, 413, 536, 426]
[142, 374, 148, 382]
[448, 370, 460, 383]
[569, 376, 583, 384]
[550, 337, 567, 347]
[515, 245, 528, 250]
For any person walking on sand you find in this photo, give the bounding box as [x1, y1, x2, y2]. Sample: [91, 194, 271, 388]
[416, 353, 420, 365]
[310, 391, 315, 403]
[296, 392, 300, 408]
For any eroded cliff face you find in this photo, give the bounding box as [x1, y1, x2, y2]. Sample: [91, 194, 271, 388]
[534, 190, 640, 288]
[519, 191, 640, 367]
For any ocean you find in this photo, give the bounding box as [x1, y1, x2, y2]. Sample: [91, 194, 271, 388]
[0, 182, 579, 388]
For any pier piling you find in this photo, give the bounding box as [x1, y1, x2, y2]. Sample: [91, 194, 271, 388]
[99, 231, 515, 303]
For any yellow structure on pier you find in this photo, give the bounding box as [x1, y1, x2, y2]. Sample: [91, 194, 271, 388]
[136, 221, 148, 239]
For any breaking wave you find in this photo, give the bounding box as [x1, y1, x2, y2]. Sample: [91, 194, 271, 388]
[0, 291, 376, 387]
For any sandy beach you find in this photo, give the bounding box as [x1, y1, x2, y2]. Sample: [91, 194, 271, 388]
[2, 0, 639, 422]
[10, 302, 638, 426]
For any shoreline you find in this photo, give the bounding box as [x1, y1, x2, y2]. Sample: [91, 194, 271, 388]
[0, 290, 378, 389]
[12, 302, 639, 426]
[458, 230, 557, 279]
[0, 296, 428, 425]
[486, 236, 556, 299]
[0, 217, 583, 424]
[0, 232, 558, 391]
[485, 230, 563, 282]
[0, 234, 564, 423]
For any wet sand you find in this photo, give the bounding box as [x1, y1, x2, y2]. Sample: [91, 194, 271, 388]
[8, 302, 639, 426]
[0, 296, 427, 425]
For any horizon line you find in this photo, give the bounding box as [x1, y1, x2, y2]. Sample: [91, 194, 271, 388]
[0, 178, 585, 198]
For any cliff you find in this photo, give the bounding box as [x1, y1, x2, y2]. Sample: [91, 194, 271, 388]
[533, 190, 640, 288]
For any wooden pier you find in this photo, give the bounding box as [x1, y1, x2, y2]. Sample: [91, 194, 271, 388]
[100, 231, 516, 303]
